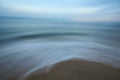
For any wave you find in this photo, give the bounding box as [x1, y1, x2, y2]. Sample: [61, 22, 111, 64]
[0, 18, 120, 80]
[16, 32, 87, 39]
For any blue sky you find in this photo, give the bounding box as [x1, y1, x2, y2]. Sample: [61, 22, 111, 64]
[0, 0, 120, 21]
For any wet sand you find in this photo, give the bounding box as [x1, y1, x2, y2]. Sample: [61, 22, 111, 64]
[26, 59, 120, 80]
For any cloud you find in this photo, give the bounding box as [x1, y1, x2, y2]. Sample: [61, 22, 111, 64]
[1, 3, 104, 17]
[0, 0, 120, 21]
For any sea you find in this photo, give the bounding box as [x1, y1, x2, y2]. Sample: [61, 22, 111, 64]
[0, 17, 120, 80]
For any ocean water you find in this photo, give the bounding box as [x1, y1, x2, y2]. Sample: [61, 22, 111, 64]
[0, 17, 120, 80]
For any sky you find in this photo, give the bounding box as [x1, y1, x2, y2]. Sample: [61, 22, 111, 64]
[0, 0, 120, 22]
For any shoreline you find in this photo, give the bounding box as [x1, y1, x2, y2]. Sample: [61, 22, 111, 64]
[26, 59, 120, 80]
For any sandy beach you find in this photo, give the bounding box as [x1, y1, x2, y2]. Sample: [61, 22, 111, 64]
[26, 59, 120, 80]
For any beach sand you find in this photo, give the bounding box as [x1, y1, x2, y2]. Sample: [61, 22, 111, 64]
[26, 59, 120, 80]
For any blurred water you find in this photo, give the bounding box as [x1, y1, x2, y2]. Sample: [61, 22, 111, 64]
[0, 17, 120, 80]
